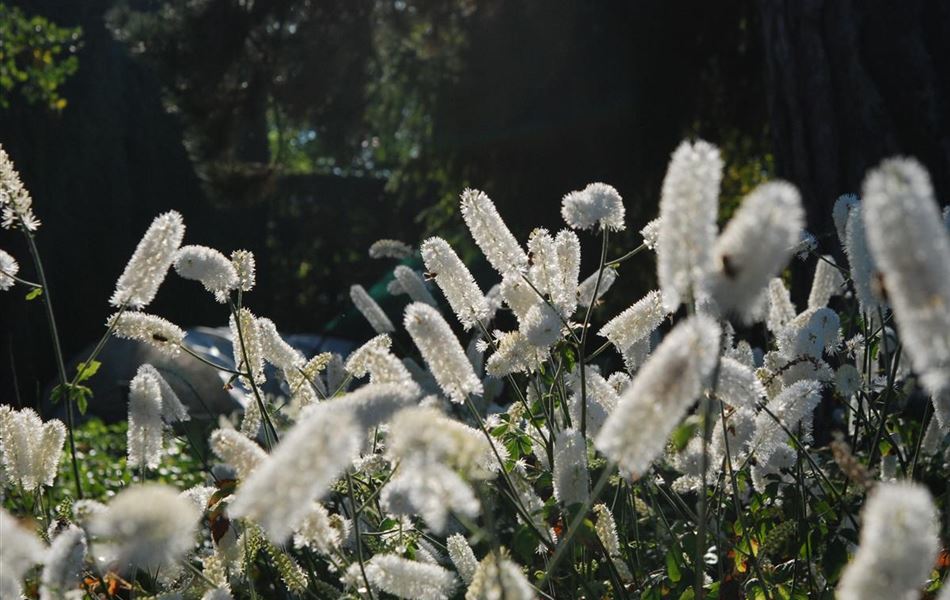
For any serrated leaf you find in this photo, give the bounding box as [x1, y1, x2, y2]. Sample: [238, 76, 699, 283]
[25, 287, 43, 300]
[76, 360, 101, 383]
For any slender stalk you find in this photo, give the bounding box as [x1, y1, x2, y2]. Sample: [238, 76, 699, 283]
[0, 266, 41, 288]
[22, 229, 83, 499]
[605, 242, 646, 268]
[579, 228, 609, 438]
[179, 344, 245, 376]
[346, 470, 376, 600]
[228, 300, 279, 448]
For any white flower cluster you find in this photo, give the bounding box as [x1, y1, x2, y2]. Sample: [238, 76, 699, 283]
[0, 406, 66, 492]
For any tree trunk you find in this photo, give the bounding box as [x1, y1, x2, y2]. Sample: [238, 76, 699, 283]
[760, 0, 950, 237]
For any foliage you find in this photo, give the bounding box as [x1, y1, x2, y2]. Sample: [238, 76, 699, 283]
[0, 3, 82, 111]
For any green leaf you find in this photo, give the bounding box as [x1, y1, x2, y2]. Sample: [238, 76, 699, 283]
[671, 417, 700, 452]
[75, 360, 101, 383]
[76, 393, 88, 415]
[678, 589, 695, 600]
[666, 550, 682, 583]
[25, 287, 43, 300]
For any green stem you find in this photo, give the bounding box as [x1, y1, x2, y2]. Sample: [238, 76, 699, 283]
[22, 229, 83, 499]
[0, 266, 41, 288]
[579, 228, 609, 439]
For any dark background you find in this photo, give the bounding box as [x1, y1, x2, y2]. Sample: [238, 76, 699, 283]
[2, 0, 948, 405]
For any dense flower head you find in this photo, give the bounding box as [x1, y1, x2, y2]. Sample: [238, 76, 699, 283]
[447, 534, 479, 584]
[137, 363, 190, 422]
[0, 508, 45, 599]
[392, 265, 439, 307]
[421, 237, 490, 329]
[656, 140, 723, 311]
[350, 283, 396, 334]
[598, 290, 666, 369]
[833, 193, 859, 246]
[109, 311, 185, 354]
[126, 368, 165, 470]
[90, 483, 199, 573]
[41, 525, 87, 600]
[230, 249, 256, 292]
[596, 315, 721, 478]
[0, 145, 41, 230]
[257, 317, 305, 370]
[404, 302, 483, 402]
[0, 406, 65, 491]
[359, 554, 459, 600]
[369, 238, 413, 259]
[465, 551, 534, 600]
[229, 307, 265, 385]
[228, 402, 361, 542]
[210, 428, 266, 479]
[844, 204, 884, 317]
[552, 428, 589, 507]
[807, 256, 845, 309]
[836, 482, 939, 600]
[0, 248, 18, 291]
[561, 182, 626, 231]
[862, 157, 950, 397]
[577, 267, 617, 308]
[111, 211, 185, 309]
[706, 181, 804, 322]
[173, 244, 239, 302]
[640, 217, 660, 250]
[460, 187, 529, 274]
[751, 379, 823, 467]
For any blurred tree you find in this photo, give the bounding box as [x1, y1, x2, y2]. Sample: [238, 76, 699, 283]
[760, 0, 950, 237]
[0, 3, 82, 111]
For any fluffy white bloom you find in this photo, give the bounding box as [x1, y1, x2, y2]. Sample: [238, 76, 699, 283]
[0, 145, 41, 230]
[862, 157, 950, 397]
[202, 589, 234, 600]
[640, 217, 660, 250]
[844, 204, 884, 317]
[173, 245, 239, 302]
[465, 552, 534, 600]
[405, 302, 483, 402]
[392, 265, 439, 307]
[136, 364, 190, 422]
[90, 484, 199, 572]
[552, 428, 589, 508]
[230, 249, 255, 292]
[553, 229, 581, 315]
[777, 307, 841, 359]
[500, 275, 537, 323]
[387, 406, 499, 478]
[40, 525, 87, 600]
[792, 230, 817, 260]
[656, 140, 722, 312]
[837, 482, 939, 600]
[717, 357, 765, 411]
[0, 248, 18, 290]
[561, 182, 626, 231]
[835, 364, 861, 398]
[351, 284, 396, 334]
[598, 290, 666, 368]
[808, 256, 845, 309]
[110, 311, 185, 354]
[110, 211, 185, 308]
[706, 182, 804, 321]
[210, 428, 266, 479]
[320, 382, 419, 432]
[127, 368, 166, 470]
[361, 554, 458, 600]
[833, 193, 860, 247]
[526, 228, 559, 297]
[596, 315, 721, 478]
[421, 237, 490, 329]
[345, 335, 418, 395]
[577, 267, 617, 308]
[567, 366, 618, 437]
[751, 379, 823, 466]
[460, 188, 529, 274]
[0, 406, 66, 491]
[369, 239, 413, 259]
[521, 302, 562, 347]
[766, 278, 796, 334]
[0, 508, 45, 599]
[228, 402, 360, 542]
[229, 308, 265, 385]
[485, 330, 546, 377]
[381, 461, 481, 533]
[293, 502, 348, 555]
[447, 534, 479, 585]
[257, 317, 304, 370]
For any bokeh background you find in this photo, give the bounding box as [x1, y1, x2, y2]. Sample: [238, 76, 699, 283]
[2, 0, 949, 403]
